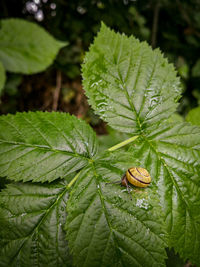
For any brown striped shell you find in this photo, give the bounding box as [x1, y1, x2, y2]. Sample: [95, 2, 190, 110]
[126, 167, 151, 188]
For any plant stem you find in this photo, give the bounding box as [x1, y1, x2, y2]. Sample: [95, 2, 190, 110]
[67, 172, 81, 188]
[52, 70, 62, 111]
[108, 135, 139, 152]
[151, 1, 161, 48]
[67, 136, 139, 188]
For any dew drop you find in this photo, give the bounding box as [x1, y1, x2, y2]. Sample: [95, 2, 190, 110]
[136, 198, 149, 210]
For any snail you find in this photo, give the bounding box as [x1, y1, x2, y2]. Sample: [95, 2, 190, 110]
[107, 167, 151, 197]
[124, 167, 151, 188]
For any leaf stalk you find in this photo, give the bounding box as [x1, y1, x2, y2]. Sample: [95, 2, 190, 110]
[67, 172, 81, 188]
[108, 135, 139, 152]
[67, 136, 139, 188]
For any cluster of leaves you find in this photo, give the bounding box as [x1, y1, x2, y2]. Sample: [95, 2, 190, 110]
[0, 24, 200, 267]
[0, 18, 66, 95]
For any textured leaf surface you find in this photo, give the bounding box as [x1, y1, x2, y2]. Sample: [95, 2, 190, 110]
[82, 23, 181, 134]
[0, 112, 98, 182]
[186, 106, 200, 126]
[66, 162, 167, 267]
[129, 123, 200, 265]
[0, 181, 72, 267]
[0, 61, 6, 95]
[0, 19, 66, 74]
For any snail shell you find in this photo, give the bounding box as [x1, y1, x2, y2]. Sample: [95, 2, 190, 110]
[126, 167, 151, 188]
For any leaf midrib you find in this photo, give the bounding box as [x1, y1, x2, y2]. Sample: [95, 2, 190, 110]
[5, 185, 68, 265]
[0, 139, 90, 160]
[104, 43, 141, 131]
[89, 163, 123, 267]
[144, 136, 198, 241]
[88, 163, 163, 267]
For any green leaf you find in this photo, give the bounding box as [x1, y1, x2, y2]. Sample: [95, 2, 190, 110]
[0, 112, 98, 183]
[192, 59, 200, 77]
[66, 162, 168, 267]
[0, 181, 72, 266]
[0, 19, 67, 74]
[167, 113, 184, 124]
[0, 61, 6, 95]
[186, 106, 200, 126]
[82, 23, 181, 134]
[128, 123, 200, 265]
[3, 74, 22, 96]
[176, 57, 189, 80]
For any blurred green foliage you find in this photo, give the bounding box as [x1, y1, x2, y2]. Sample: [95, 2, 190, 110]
[0, 19, 66, 75]
[186, 106, 200, 125]
[0, 62, 6, 94]
[0, 0, 200, 119]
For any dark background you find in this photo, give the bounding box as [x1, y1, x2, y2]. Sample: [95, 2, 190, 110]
[0, 0, 200, 134]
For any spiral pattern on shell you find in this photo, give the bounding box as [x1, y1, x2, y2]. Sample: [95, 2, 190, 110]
[126, 167, 151, 188]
